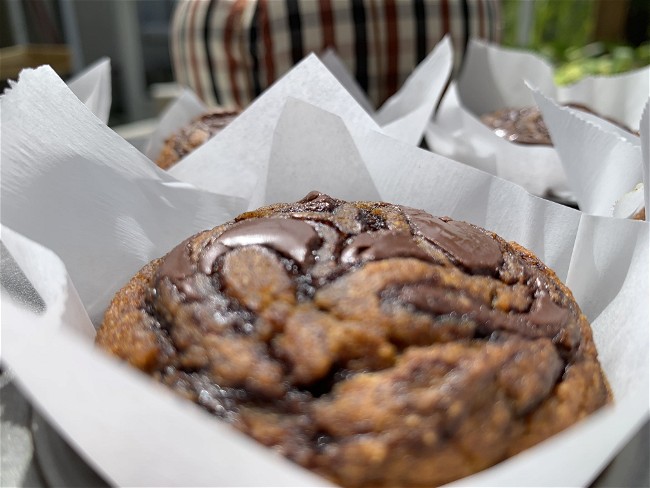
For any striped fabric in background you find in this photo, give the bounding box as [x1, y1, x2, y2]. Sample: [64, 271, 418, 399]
[171, 0, 501, 109]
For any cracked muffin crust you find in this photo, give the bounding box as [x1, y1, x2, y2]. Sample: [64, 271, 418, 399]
[155, 109, 240, 169]
[96, 192, 611, 487]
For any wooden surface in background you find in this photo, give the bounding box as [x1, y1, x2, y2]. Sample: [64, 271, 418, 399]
[0, 44, 71, 81]
[594, 0, 630, 42]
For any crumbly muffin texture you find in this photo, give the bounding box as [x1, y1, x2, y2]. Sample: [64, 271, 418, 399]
[156, 109, 240, 169]
[97, 192, 611, 487]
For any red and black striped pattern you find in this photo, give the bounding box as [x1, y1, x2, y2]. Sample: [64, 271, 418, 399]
[171, 0, 501, 108]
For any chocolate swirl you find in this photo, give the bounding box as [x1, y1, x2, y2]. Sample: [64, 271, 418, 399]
[402, 207, 503, 273]
[97, 194, 610, 488]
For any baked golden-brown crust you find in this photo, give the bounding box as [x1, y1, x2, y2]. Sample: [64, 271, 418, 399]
[155, 109, 240, 169]
[97, 192, 611, 487]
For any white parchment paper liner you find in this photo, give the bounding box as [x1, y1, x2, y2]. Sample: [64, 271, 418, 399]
[425, 40, 650, 198]
[143, 86, 207, 163]
[1, 67, 247, 323]
[67, 57, 112, 124]
[143, 38, 452, 165]
[1, 64, 648, 487]
[532, 90, 649, 220]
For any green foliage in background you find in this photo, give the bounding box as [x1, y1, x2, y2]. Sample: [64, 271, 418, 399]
[555, 42, 650, 84]
[501, 0, 650, 85]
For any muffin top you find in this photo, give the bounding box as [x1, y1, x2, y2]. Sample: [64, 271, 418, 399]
[480, 103, 638, 146]
[156, 109, 240, 169]
[480, 106, 552, 145]
[97, 192, 610, 487]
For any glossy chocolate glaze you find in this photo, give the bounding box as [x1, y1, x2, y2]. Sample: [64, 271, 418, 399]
[340, 230, 433, 264]
[402, 206, 503, 273]
[218, 218, 321, 267]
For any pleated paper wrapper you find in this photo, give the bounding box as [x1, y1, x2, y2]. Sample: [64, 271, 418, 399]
[531, 89, 648, 221]
[425, 40, 649, 200]
[144, 37, 453, 169]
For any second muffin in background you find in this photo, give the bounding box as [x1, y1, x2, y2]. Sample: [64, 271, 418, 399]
[156, 108, 240, 169]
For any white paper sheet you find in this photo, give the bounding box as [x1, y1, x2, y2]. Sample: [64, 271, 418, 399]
[168, 54, 379, 203]
[319, 48, 375, 115]
[143, 87, 208, 162]
[556, 66, 650, 130]
[1, 62, 648, 488]
[150, 39, 451, 174]
[642, 103, 650, 219]
[372, 36, 453, 146]
[533, 89, 648, 218]
[265, 98, 381, 205]
[67, 57, 112, 124]
[1, 66, 246, 323]
[425, 83, 570, 197]
[456, 41, 649, 128]
[455, 40, 556, 115]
